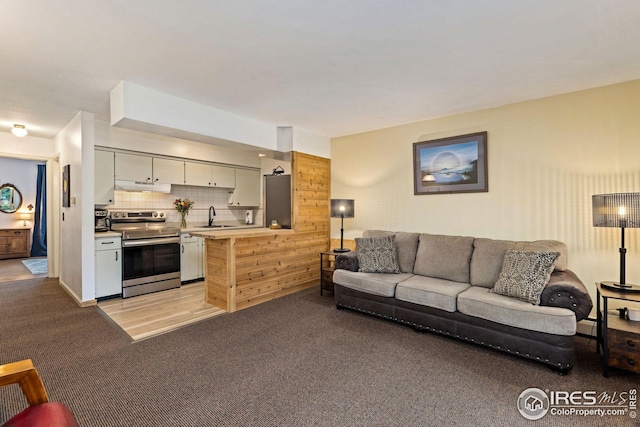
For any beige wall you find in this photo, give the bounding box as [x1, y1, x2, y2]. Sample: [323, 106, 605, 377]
[331, 78, 640, 307]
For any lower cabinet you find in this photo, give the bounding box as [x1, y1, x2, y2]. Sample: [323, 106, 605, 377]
[0, 229, 30, 259]
[181, 234, 203, 282]
[95, 236, 122, 299]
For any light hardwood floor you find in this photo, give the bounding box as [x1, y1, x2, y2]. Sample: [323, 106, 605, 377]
[98, 281, 226, 341]
[0, 257, 47, 283]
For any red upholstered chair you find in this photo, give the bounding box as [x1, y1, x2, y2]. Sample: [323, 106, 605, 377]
[0, 359, 79, 427]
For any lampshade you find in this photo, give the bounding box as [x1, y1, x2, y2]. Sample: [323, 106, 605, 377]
[331, 199, 355, 218]
[592, 193, 640, 228]
[19, 211, 31, 226]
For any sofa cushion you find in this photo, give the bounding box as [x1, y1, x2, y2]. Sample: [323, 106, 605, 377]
[470, 238, 515, 288]
[363, 230, 420, 273]
[413, 234, 475, 283]
[470, 238, 569, 288]
[396, 275, 471, 312]
[355, 235, 401, 273]
[513, 240, 568, 271]
[458, 286, 576, 336]
[333, 269, 414, 297]
[491, 250, 560, 305]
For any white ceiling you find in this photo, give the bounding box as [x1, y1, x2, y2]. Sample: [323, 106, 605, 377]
[1, 0, 640, 141]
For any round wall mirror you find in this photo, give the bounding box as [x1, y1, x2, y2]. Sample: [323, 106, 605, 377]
[0, 183, 23, 214]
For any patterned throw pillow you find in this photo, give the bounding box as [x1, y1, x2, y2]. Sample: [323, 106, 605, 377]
[491, 250, 560, 305]
[355, 235, 401, 273]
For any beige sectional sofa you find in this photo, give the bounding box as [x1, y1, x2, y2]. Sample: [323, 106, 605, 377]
[333, 230, 593, 374]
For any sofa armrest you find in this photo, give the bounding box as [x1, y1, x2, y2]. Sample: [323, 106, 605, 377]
[335, 251, 359, 272]
[540, 270, 593, 322]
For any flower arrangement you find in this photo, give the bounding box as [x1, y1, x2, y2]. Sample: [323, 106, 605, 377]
[174, 198, 194, 227]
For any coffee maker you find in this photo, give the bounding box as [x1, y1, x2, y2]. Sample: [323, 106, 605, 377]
[95, 209, 111, 232]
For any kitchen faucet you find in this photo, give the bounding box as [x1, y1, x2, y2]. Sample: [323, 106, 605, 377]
[208, 206, 216, 226]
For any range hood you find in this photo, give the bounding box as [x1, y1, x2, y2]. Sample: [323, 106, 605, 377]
[115, 180, 172, 193]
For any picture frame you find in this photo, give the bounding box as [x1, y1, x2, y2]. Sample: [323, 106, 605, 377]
[62, 164, 70, 207]
[413, 131, 488, 195]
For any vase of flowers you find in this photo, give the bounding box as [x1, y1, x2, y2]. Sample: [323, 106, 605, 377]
[174, 198, 194, 228]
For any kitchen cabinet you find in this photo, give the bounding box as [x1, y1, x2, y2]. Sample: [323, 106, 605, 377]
[0, 229, 30, 259]
[114, 153, 185, 185]
[229, 169, 261, 206]
[180, 233, 203, 282]
[114, 152, 153, 182]
[184, 162, 236, 188]
[95, 236, 122, 299]
[152, 158, 185, 185]
[94, 150, 115, 205]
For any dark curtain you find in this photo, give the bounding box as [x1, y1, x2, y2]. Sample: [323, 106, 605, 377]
[31, 164, 47, 257]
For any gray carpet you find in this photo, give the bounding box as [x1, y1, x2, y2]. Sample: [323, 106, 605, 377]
[0, 278, 637, 426]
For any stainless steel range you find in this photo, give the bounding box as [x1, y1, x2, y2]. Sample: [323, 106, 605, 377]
[110, 211, 181, 298]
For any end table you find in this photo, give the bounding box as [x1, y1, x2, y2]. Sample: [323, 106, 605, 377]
[596, 282, 640, 377]
[319, 251, 337, 296]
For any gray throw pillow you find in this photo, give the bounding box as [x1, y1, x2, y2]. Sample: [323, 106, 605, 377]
[356, 235, 401, 273]
[491, 250, 560, 305]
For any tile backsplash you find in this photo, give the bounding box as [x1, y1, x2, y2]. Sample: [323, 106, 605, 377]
[110, 184, 263, 226]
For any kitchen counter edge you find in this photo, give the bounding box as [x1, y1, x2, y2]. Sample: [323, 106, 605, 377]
[189, 227, 295, 239]
[94, 231, 122, 238]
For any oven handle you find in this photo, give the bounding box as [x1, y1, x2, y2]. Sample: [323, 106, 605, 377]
[122, 237, 181, 247]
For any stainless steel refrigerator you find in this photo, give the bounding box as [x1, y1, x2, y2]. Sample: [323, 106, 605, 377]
[264, 174, 291, 229]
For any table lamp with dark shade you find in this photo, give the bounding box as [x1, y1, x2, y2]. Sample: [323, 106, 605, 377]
[593, 192, 640, 292]
[331, 199, 354, 253]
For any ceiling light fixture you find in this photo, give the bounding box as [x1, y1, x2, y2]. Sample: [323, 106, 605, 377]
[11, 124, 27, 137]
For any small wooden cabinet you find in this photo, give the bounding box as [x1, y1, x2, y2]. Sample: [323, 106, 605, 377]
[606, 321, 640, 374]
[319, 251, 337, 296]
[596, 282, 640, 376]
[0, 229, 30, 259]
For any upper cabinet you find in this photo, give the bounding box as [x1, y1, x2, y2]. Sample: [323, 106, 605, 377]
[184, 162, 235, 188]
[95, 150, 115, 205]
[114, 152, 153, 182]
[96, 150, 256, 199]
[152, 158, 185, 185]
[114, 153, 184, 185]
[230, 169, 261, 206]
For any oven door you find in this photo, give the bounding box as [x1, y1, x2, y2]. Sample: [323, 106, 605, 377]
[122, 237, 181, 283]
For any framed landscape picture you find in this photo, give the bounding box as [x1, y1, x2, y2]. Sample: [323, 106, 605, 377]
[413, 131, 488, 195]
[62, 164, 70, 207]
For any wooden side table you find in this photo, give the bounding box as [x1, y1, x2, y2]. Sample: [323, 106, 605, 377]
[319, 251, 337, 296]
[596, 282, 640, 377]
[0, 229, 30, 259]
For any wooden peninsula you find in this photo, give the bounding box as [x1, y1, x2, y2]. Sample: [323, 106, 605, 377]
[191, 152, 330, 312]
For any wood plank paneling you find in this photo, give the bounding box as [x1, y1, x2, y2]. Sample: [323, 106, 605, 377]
[204, 151, 330, 312]
[204, 239, 232, 310]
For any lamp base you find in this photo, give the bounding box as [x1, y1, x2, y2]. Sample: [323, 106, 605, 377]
[333, 248, 351, 253]
[601, 281, 640, 293]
